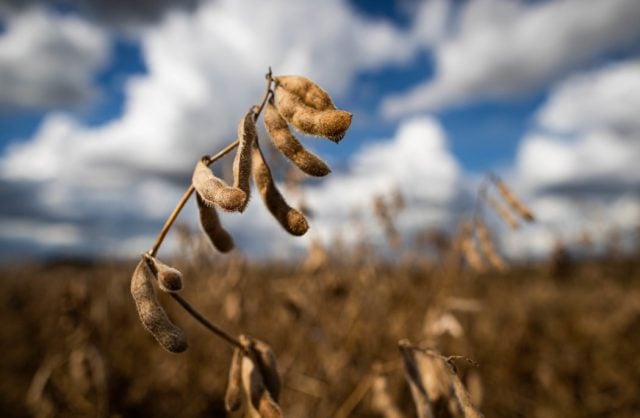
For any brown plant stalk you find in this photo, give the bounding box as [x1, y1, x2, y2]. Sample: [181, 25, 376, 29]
[141, 69, 275, 350]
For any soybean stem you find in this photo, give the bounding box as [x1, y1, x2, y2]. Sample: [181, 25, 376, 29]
[170, 293, 243, 348]
[148, 140, 239, 257]
[144, 68, 274, 349]
[148, 69, 273, 257]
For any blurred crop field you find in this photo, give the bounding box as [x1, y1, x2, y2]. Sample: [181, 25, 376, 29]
[1, 240, 639, 418]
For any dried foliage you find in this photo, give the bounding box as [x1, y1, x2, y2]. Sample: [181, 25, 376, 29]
[3, 255, 640, 417]
[484, 194, 519, 230]
[474, 220, 508, 272]
[489, 174, 535, 223]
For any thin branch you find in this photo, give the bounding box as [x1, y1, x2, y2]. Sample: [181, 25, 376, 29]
[149, 140, 240, 257]
[170, 293, 242, 348]
[252, 66, 273, 121]
[401, 342, 478, 373]
[148, 69, 274, 257]
[143, 68, 275, 350]
[149, 186, 196, 257]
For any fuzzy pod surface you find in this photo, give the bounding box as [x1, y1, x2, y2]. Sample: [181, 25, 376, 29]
[274, 75, 335, 111]
[130, 259, 188, 353]
[232, 111, 256, 211]
[275, 86, 352, 143]
[251, 140, 309, 236]
[192, 159, 247, 212]
[264, 98, 330, 177]
[196, 192, 235, 253]
[146, 256, 184, 293]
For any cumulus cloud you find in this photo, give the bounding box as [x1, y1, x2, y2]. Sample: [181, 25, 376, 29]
[307, 117, 463, 246]
[2, 0, 637, 262]
[382, 0, 640, 116]
[498, 59, 640, 258]
[0, 7, 109, 108]
[536, 60, 640, 135]
[3, 0, 420, 177]
[516, 60, 640, 195]
[0, 0, 430, 259]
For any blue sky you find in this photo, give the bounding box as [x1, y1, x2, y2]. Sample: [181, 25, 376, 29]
[0, 0, 639, 261]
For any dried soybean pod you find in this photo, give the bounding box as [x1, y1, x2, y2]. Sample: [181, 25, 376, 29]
[239, 337, 283, 418]
[225, 347, 244, 413]
[130, 259, 187, 353]
[398, 340, 435, 418]
[485, 194, 519, 230]
[250, 338, 281, 402]
[460, 230, 486, 274]
[252, 140, 309, 236]
[146, 255, 183, 293]
[447, 363, 484, 418]
[493, 177, 535, 222]
[274, 75, 335, 110]
[475, 221, 508, 272]
[414, 350, 452, 408]
[264, 98, 331, 177]
[196, 193, 234, 253]
[275, 86, 352, 143]
[233, 111, 256, 211]
[192, 158, 247, 212]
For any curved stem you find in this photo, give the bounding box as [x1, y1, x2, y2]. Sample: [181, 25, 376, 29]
[148, 140, 240, 257]
[143, 68, 275, 350]
[253, 67, 273, 121]
[148, 69, 274, 257]
[170, 293, 242, 348]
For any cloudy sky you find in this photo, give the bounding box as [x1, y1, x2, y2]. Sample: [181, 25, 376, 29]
[0, 0, 639, 262]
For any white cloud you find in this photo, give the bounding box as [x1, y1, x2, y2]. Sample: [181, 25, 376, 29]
[537, 60, 640, 135]
[0, 7, 109, 108]
[0, 0, 429, 257]
[2, 0, 638, 262]
[500, 59, 640, 258]
[408, 0, 452, 47]
[382, 0, 640, 116]
[307, 117, 462, 246]
[516, 131, 640, 194]
[2, 0, 420, 181]
[516, 60, 640, 194]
